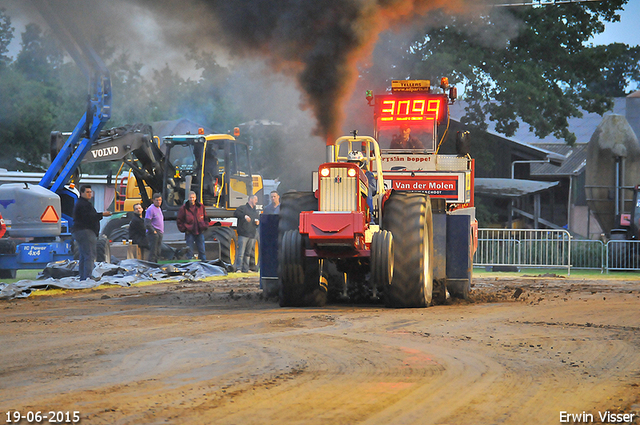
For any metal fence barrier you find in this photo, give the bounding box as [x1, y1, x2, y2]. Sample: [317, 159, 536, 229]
[475, 229, 571, 274]
[571, 239, 605, 271]
[474, 229, 640, 273]
[606, 240, 640, 271]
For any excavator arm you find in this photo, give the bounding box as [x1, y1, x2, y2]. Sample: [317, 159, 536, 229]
[82, 124, 166, 207]
[50, 123, 169, 208]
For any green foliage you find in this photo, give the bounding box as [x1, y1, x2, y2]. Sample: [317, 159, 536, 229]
[15, 23, 63, 84]
[0, 22, 63, 169]
[0, 16, 245, 172]
[407, 1, 637, 145]
[0, 8, 13, 69]
[474, 198, 499, 227]
[585, 43, 640, 97]
[0, 69, 55, 169]
[109, 53, 154, 126]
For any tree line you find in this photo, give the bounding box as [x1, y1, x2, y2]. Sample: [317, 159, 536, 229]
[0, 9, 241, 173]
[1, 3, 639, 184]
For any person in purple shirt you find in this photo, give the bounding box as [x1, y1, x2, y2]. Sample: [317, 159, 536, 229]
[145, 193, 164, 263]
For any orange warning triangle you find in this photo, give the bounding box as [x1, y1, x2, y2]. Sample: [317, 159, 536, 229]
[41, 205, 59, 223]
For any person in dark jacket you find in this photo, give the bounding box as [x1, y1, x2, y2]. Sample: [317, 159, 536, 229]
[390, 124, 423, 149]
[233, 194, 259, 272]
[262, 190, 280, 214]
[129, 203, 149, 260]
[177, 191, 210, 260]
[72, 185, 112, 280]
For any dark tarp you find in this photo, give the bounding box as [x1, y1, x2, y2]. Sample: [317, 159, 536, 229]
[0, 259, 229, 300]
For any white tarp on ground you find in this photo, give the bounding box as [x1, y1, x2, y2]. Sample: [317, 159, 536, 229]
[0, 259, 229, 300]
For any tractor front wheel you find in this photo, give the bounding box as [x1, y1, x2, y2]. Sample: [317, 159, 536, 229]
[279, 230, 326, 307]
[370, 230, 394, 291]
[279, 230, 306, 306]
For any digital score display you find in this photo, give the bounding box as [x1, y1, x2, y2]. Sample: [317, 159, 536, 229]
[375, 94, 448, 126]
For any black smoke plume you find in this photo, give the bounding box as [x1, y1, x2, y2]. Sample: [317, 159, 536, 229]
[138, 0, 476, 139]
[10, 0, 479, 139]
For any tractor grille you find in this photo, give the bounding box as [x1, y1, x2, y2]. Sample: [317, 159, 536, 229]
[320, 168, 357, 212]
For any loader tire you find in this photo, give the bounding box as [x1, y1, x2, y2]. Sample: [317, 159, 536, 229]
[96, 235, 111, 263]
[208, 226, 237, 265]
[0, 268, 16, 279]
[0, 239, 16, 254]
[383, 191, 434, 308]
[0, 240, 17, 279]
[101, 214, 131, 242]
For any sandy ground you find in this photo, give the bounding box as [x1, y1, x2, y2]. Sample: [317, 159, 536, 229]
[1, 273, 640, 425]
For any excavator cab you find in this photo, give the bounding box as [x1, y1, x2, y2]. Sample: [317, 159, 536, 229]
[161, 134, 261, 217]
[199, 137, 255, 209]
[163, 140, 203, 207]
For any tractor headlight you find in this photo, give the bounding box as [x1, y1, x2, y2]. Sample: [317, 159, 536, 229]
[320, 167, 330, 177]
[347, 168, 356, 177]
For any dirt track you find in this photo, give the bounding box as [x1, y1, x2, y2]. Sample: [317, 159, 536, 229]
[1, 274, 640, 425]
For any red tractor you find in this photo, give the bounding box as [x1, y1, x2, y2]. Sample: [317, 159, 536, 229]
[274, 79, 476, 308]
[279, 135, 440, 307]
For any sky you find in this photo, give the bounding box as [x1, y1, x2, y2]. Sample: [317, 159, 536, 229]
[590, 0, 640, 46]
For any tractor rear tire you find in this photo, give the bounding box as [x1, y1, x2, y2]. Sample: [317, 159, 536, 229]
[278, 230, 326, 307]
[370, 230, 394, 290]
[383, 192, 434, 308]
[208, 226, 237, 264]
[278, 192, 318, 235]
[447, 279, 470, 301]
[279, 230, 328, 307]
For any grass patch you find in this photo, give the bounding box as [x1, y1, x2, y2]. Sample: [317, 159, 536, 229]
[0, 269, 42, 285]
[473, 267, 640, 280]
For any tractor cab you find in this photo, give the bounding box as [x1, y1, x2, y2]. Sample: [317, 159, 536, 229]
[329, 136, 386, 222]
[372, 79, 452, 153]
[305, 136, 386, 252]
